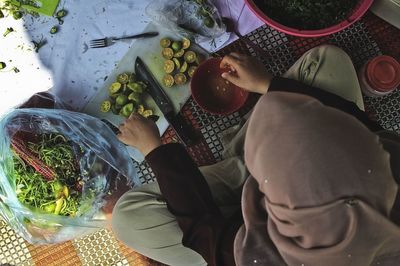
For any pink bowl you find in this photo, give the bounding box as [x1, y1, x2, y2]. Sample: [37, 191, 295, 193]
[245, 0, 373, 37]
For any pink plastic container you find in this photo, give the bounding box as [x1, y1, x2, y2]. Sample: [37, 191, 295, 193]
[245, 0, 374, 37]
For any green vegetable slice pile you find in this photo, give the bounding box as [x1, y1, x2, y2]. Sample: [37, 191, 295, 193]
[101, 72, 153, 118]
[160, 37, 200, 87]
[12, 133, 86, 217]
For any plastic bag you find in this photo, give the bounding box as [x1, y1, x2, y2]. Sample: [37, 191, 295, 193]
[145, 0, 226, 44]
[0, 107, 139, 244]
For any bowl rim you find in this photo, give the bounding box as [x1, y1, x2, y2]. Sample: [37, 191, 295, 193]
[190, 57, 249, 115]
[244, 0, 374, 37]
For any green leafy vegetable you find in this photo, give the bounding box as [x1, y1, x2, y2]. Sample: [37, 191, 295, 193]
[12, 133, 85, 217]
[256, 0, 359, 30]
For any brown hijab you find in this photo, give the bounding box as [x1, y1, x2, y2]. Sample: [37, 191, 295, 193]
[234, 92, 400, 265]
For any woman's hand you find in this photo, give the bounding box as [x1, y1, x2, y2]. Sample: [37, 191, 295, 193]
[118, 113, 162, 156]
[220, 53, 273, 94]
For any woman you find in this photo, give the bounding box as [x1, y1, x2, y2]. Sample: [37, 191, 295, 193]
[112, 45, 400, 265]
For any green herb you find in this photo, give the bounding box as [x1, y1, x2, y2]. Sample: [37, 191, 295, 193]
[0, 62, 6, 69]
[50, 26, 58, 34]
[3, 27, 14, 37]
[257, 0, 359, 30]
[12, 133, 86, 217]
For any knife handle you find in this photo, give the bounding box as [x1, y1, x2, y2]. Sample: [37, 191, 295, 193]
[168, 113, 196, 146]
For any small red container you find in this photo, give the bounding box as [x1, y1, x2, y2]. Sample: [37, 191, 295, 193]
[190, 58, 249, 115]
[358, 55, 400, 97]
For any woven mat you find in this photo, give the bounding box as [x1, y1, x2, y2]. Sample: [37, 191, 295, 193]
[1, 11, 400, 266]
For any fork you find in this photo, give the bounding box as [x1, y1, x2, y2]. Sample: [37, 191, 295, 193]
[90, 32, 159, 48]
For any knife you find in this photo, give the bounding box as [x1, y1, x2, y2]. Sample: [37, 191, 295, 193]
[134, 57, 195, 146]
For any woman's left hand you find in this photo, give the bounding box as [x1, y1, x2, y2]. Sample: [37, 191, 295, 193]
[118, 113, 162, 156]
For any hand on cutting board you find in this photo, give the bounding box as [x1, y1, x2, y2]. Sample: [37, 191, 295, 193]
[220, 53, 273, 94]
[118, 113, 162, 156]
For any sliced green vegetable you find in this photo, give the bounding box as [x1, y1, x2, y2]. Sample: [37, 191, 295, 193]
[115, 94, 128, 106]
[171, 41, 182, 52]
[120, 103, 135, 118]
[182, 38, 191, 49]
[188, 66, 197, 77]
[0, 62, 6, 70]
[174, 49, 185, 58]
[128, 92, 140, 103]
[137, 104, 145, 115]
[163, 74, 174, 87]
[142, 110, 153, 118]
[164, 60, 175, 74]
[184, 51, 197, 63]
[0, 10, 4, 18]
[109, 82, 122, 94]
[50, 26, 58, 34]
[162, 48, 174, 60]
[56, 9, 67, 18]
[127, 82, 143, 93]
[174, 73, 187, 85]
[117, 73, 130, 84]
[180, 62, 188, 73]
[173, 58, 181, 69]
[100, 100, 111, 112]
[129, 73, 136, 83]
[12, 11, 23, 20]
[111, 104, 120, 115]
[160, 38, 171, 48]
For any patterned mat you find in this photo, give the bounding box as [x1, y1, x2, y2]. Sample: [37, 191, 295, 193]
[1, 11, 399, 266]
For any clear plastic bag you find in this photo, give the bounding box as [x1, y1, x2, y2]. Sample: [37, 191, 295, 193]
[146, 0, 226, 43]
[0, 107, 138, 244]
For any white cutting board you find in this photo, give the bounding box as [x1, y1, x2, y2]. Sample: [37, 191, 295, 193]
[84, 23, 208, 161]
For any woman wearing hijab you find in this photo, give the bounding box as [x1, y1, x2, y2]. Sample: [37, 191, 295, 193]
[112, 45, 400, 265]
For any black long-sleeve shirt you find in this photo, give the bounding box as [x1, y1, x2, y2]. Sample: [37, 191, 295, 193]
[145, 77, 384, 266]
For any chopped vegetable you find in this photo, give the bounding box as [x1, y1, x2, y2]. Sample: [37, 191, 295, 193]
[50, 26, 58, 34]
[115, 94, 128, 106]
[180, 62, 188, 73]
[117, 73, 130, 84]
[100, 100, 111, 112]
[32, 38, 46, 53]
[12, 67, 20, 73]
[127, 82, 143, 93]
[56, 9, 67, 18]
[162, 48, 174, 60]
[12, 11, 23, 20]
[0, 62, 6, 70]
[184, 51, 197, 63]
[120, 103, 135, 118]
[3, 27, 14, 37]
[142, 110, 153, 118]
[164, 60, 175, 74]
[171, 41, 182, 52]
[163, 74, 175, 87]
[173, 58, 181, 69]
[188, 66, 197, 77]
[160, 38, 171, 48]
[0, 10, 4, 18]
[182, 38, 191, 49]
[109, 82, 122, 94]
[174, 73, 187, 85]
[129, 73, 136, 83]
[128, 92, 140, 103]
[174, 49, 185, 58]
[137, 105, 145, 115]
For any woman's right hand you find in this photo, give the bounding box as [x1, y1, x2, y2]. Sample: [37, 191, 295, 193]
[220, 53, 273, 94]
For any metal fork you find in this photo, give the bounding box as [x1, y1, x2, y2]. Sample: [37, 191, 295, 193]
[90, 32, 159, 48]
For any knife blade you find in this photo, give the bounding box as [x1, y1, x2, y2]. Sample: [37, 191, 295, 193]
[134, 57, 195, 146]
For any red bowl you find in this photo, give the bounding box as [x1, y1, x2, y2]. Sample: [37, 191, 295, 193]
[245, 0, 373, 37]
[191, 58, 249, 115]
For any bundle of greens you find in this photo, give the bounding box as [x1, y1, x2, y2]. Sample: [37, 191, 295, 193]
[256, 0, 359, 30]
[12, 133, 85, 217]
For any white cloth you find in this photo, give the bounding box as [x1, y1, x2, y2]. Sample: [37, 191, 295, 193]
[0, 0, 263, 114]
